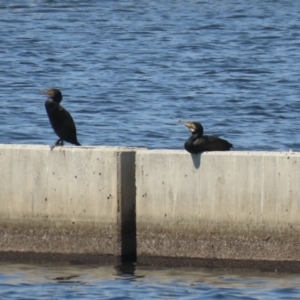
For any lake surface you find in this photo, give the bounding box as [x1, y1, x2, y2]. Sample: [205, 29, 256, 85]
[0, 0, 300, 151]
[1, 0, 300, 298]
[1, 263, 300, 300]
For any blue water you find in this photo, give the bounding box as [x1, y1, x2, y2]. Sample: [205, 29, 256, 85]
[1, 263, 300, 300]
[0, 0, 300, 150]
[1, 0, 300, 297]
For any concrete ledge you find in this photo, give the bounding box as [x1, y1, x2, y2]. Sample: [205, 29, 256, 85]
[136, 150, 300, 261]
[0, 145, 136, 258]
[1, 146, 300, 266]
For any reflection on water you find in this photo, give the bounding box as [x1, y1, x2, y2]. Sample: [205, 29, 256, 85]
[0, 263, 300, 299]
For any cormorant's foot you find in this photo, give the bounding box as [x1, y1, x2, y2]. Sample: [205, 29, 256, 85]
[55, 139, 64, 146]
[51, 139, 64, 151]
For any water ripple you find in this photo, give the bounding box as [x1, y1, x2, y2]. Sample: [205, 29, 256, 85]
[0, 0, 300, 152]
[1, 264, 300, 299]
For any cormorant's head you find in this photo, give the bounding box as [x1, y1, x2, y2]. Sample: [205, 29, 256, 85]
[41, 88, 63, 103]
[178, 120, 204, 135]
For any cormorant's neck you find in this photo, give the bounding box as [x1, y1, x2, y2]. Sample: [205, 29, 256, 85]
[49, 98, 61, 104]
[190, 131, 203, 140]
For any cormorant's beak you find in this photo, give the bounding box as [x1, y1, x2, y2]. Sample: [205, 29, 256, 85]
[39, 89, 55, 99]
[39, 90, 50, 95]
[178, 120, 193, 130]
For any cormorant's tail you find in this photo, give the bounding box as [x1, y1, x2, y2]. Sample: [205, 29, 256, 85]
[75, 141, 81, 146]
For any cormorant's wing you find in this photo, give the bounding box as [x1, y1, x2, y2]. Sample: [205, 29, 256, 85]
[194, 136, 232, 151]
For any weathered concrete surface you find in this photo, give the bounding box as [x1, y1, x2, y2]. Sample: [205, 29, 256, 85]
[137, 256, 300, 273]
[2, 146, 300, 266]
[136, 150, 300, 261]
[0, 145, 136, 258]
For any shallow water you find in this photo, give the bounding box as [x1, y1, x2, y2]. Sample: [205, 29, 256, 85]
[1, 263, 300, 300]
[0, 0, 300, 151]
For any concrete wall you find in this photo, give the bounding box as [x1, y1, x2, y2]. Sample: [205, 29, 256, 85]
[1, 145, 300, 264]
[0, 145, 136, 258]
[136, 150, 300, 261]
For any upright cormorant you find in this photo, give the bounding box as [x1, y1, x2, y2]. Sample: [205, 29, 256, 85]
[42, 88, 81, 148]
[179, 120, 233, 153]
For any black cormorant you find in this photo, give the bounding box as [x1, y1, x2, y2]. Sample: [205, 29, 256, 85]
[179, 120, 233, 153]
[42, 88, 81, 148]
